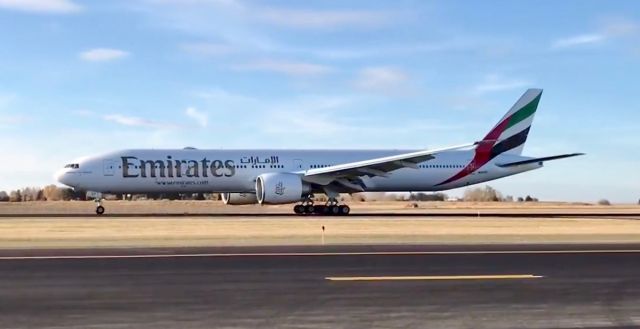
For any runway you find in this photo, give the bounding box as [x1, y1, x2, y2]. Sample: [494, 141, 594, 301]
[0, 245, 639, 328]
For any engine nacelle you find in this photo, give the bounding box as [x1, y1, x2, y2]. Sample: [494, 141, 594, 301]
[256, 173, 310, 205]
[221, 193, 258, 205]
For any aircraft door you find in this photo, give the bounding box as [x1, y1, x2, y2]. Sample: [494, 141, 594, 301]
[103, 159, 116, 176]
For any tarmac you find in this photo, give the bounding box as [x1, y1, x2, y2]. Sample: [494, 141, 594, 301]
[0, 244, 639, 329]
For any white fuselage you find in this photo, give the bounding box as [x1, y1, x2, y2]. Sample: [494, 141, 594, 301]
[55, 148, 541, 194]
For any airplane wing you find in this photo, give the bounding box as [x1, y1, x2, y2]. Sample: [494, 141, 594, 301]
[301, 143, 476, 189]
[496, 153, 585, 168]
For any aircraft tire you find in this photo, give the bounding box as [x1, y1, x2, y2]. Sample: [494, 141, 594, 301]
[339, 205, 350, 215]
[96, 206, 105, 215]
[293, 205, 304, 215]
[305, 205, 315, 214]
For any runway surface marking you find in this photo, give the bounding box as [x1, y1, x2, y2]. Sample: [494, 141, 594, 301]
[0, 249, 639, 260]
[326, 274, 544, 281]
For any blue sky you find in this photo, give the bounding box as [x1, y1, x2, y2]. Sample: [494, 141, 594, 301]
[0, 0, 638, 202]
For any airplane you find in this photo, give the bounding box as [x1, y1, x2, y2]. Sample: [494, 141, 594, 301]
[55, 89, 583, 216]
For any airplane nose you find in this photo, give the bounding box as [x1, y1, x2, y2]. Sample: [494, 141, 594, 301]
[54, 169, 72, 186]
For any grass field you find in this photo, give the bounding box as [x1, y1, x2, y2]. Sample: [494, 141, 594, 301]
[0, 201, 638, 249]
[1, 200, 639, 215]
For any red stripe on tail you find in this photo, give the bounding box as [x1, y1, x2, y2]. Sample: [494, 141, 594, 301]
[436, 116, 511, 186]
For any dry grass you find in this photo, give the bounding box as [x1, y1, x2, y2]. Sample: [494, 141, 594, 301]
[0, 200, 639, 215]
[0, 201, 638, 249]
[0, 216, 639, 249]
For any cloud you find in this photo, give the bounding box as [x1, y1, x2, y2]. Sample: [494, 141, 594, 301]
[446, 95, 491, 111]
[473, 74, 530, 95]
[233, 59, 333, 77]
[71, 109, 95, 116]
[103, 114, 177, 129]
[0, 0, 81, 13]
[600, 16, 638, 36]
[139, 0, 403, 62]
[141, 0, 390, 30]
[552, 34, 605, 48]
[192, 88, 257, 103]
[145, 0, 243, 10]
[0, 93, 15, 109]
[181, 42, 234, 57]
[258, 94, 463, 146]
[185, 107, 208, 127]
[0, 114, 25, 128]
[0, 93, 26, 127]
[260, 96, 359, 135]
[552, 16, 638, 49]
[185, 89, 463, 147]
[353, 67, 411, 94]
[79, 48, 130, 62]
[257, 8, 389, 29]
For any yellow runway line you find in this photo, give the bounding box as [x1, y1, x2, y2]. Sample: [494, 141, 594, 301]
[325, 274, 544, 281]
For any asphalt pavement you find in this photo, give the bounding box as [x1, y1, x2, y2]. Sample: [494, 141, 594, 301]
[0, 244, 639, 329]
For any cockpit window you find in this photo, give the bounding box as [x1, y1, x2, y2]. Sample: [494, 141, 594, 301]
[64, 164, 80, 169]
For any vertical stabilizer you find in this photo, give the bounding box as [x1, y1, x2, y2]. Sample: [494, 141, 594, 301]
[481, 88, 542, 156]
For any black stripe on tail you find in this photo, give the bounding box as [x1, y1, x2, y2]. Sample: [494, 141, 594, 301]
[489, 127, 531, 160]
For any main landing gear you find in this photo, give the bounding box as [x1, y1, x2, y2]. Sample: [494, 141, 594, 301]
[293, 197, 350, 216]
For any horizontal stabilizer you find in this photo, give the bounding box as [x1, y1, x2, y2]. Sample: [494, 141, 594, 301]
[496, 153, 584, 168]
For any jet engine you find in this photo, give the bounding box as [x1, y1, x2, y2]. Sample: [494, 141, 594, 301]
[256, 173, 310, 204]
[221, 193, 258, 205]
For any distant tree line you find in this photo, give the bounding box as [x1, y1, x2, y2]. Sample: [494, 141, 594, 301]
[336, 192, 449, 202]
[0, 185, 82, 202]
[0, 186, 220, 202]
[462, 185, 540, 202]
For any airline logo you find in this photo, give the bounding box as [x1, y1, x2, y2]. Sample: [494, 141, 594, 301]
[120, 156, 236, 178]
[437, 90, 541, 186]
[275, 181, 285, 196]
[120, 154, 282, 179]
[240, 156, 280, 165]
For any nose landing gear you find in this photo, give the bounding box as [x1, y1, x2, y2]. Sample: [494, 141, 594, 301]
[95, 197, 105, 215]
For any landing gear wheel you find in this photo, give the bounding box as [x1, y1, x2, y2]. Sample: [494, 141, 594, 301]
[329, 206, 340, 216]
[305, 205, 315, 214]
[293, 205, 304, 215]
[339, 205, 350, 215]
[96, 205, 105, 215]
[313, 205, 325, 215]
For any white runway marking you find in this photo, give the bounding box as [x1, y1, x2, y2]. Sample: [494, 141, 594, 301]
[0, 249, 639, 260]
[326, 274, 544, 281]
